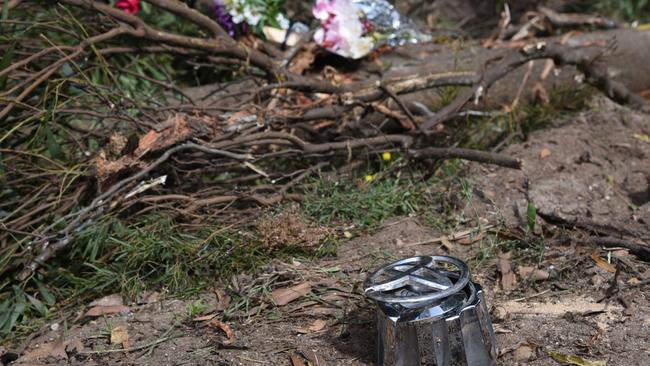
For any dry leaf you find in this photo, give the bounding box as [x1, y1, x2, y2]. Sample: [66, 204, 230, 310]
[590, 252, 616, 273]
[517, 266, 550, 282]
[513, 345, 534, 361]
[457, 233, 483, 245]
[633, 133, 650, 144]
[135, 114, 190, 156]
[549, 351, 606, 366]
[108, 133, 128, 156]
[85, 304, 129, 317]
[297, 346, 327, 366]
[207, 319, 235, 344]
[440, 236, 454, 251]
[290, 354, 307, 366]
[89, 294, 123, 307]
[213, 288, 231, 311]
[193, 313, 217, 322]
[497, 251, 517, 291]
[308, 319, 327, 332]
[289, 43, 318, 75]
[539, 148, 552, 159]
[110, 326, 129, 348]
[271, 282, 312, 306]
[18, 337, 68, 362]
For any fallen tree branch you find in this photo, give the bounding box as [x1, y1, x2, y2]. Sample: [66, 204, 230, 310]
[421, 40, 648, 129]
[16, 142, 253, 280]
[592, 237, 650, 262]
[410, 147, 523, 169]
[537, 210, 649, 261]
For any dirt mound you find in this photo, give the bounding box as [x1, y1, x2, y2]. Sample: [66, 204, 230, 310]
[469, 96, 650, 237]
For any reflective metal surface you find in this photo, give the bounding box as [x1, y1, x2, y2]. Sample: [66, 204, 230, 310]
[352, 0, 432, 46]
[364, 255, 498, 366]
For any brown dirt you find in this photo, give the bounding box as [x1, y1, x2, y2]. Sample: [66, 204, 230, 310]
[467, 96, 650, 237]
[6, 97, 650, 365]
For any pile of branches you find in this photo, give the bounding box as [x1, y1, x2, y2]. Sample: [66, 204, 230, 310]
[1, 0, 648, 309]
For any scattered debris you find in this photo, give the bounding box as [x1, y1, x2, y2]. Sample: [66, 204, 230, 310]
[85, 304, 130, 317]
[497, 250, 517, 291]
[296, 319, 328, 334]
[88, 294, 123, 307]
[206, 319, 235, 345]
[271, 282, 312, 306]
[591, 253, 616, 273]
[549, 351, 607, 366]
[290, 354, 307, 366]
[518, 266, 551, 282]
[513, 344, 535, 362]
[110, 326, 130, 349]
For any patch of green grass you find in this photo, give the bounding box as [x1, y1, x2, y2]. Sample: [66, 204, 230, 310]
[302, 158, 438, 229]
[567, 0, 650, 22]
[186, 299, 207, 320]
[301, 171, 426, 229]
[300, 158, 477, 233]
[457, 85, 594, 150]
[1, 212, 334, 342]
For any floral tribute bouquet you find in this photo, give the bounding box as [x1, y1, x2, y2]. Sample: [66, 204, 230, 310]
[213, 0, 290, 38]
[313, 0, 431, 59]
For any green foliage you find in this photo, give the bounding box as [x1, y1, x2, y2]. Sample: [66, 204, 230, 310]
[457, 85, 593, 150]
[186, 299, 207, 319]
[301, 173, 426, 228]
[590, 0, 650, 21]
[526, 201, 537, 233]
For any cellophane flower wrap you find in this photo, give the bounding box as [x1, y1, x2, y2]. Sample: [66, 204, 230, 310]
[313, 0, 431, 59]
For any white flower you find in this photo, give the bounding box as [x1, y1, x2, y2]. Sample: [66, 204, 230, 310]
[312, 0, 376, 59]
[276, 13, 290, 30]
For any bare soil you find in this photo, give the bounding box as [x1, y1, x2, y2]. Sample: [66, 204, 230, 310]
[5, 97, 649, 365]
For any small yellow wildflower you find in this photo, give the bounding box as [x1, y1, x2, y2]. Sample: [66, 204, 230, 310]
[382, 152, 392, 161]
[364, 174, 374, 183]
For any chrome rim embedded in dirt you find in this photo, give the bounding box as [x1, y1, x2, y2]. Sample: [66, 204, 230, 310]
[364, 255, 498, 366]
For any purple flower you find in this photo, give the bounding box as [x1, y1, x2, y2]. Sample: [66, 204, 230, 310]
[214, 0, 236, 37]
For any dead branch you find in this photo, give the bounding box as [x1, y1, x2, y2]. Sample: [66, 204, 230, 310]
[410, 147, 523, 169]
[421, 41, 648, 129]
[537, 210, 650, 262]
[144, 0, 229, 38]
[59, 0, 282, 76]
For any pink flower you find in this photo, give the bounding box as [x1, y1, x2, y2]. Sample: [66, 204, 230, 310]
[116, 0, 139, 14]
[312, 0, 374, 59]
